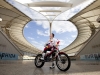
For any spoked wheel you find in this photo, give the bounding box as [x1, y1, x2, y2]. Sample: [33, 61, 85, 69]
[34, 54, 45, 68]
[56, 53, 71, 71]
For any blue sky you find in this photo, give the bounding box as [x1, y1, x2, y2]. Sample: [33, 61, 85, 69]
[6, 0, 94, 50]
[24, 21, 77, 50]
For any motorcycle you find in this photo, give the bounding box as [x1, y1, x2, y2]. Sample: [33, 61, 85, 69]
[34, 46, 71, 71]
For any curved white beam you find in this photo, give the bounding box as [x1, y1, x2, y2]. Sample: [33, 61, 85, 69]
[39, 10, 61, 12]
[26, 1, 72, 7]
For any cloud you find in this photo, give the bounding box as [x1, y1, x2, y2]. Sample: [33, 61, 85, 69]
[28, 37, 34, 40]
[37, 29, 49, 36]
[68, 40, 73, 43]
[25, 25, 29, 28]
[59, 39, 65, 46]
[37, 36, 39, 38]
[71, 35, 77, 38]
[27, 37, 71, 50]
[34, 21, 49, 29]
[52, 21, 77, 33]
[58, 39, 69, 50]
[31, 40, 46, 50]
[27, 36, 45, 50]
[58, 37, 78, 50]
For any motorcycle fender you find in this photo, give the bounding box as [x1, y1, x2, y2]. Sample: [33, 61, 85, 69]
[56, 52, 65, 58]
[58, 52, 65, 55]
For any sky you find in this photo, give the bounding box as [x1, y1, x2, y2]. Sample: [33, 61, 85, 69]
[6, 0, 94, 51]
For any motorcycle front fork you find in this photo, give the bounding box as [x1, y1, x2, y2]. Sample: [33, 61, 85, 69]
[56, 50, 61, 62]
[57, 55, 61, 62]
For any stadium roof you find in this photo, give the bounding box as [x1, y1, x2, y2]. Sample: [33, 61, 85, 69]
[0, 0, 41, 54]
[62, 0, 100, 55]
[0, 0, 98, 55]
[16, 0, 87, 22]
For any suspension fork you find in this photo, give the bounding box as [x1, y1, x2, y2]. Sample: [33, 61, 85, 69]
[56, 51, 66, 61]
[56, 50, 61, 61]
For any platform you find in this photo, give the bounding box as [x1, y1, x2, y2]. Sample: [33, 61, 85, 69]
[0, 60, 100, 75]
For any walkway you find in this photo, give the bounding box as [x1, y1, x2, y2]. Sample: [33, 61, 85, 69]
[0, 60, 100, 75]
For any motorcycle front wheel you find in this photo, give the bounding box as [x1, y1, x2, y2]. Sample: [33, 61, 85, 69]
[34, 54, 45, 68]
[56, 53, 71, 71]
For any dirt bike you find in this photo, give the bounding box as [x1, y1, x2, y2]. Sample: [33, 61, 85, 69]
[34, 47, 71, 71]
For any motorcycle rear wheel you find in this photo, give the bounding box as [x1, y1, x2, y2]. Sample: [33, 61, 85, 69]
[34, 54, 45, 68]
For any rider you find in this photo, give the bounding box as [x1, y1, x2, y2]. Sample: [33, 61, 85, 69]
[41, 33, 59, 61]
